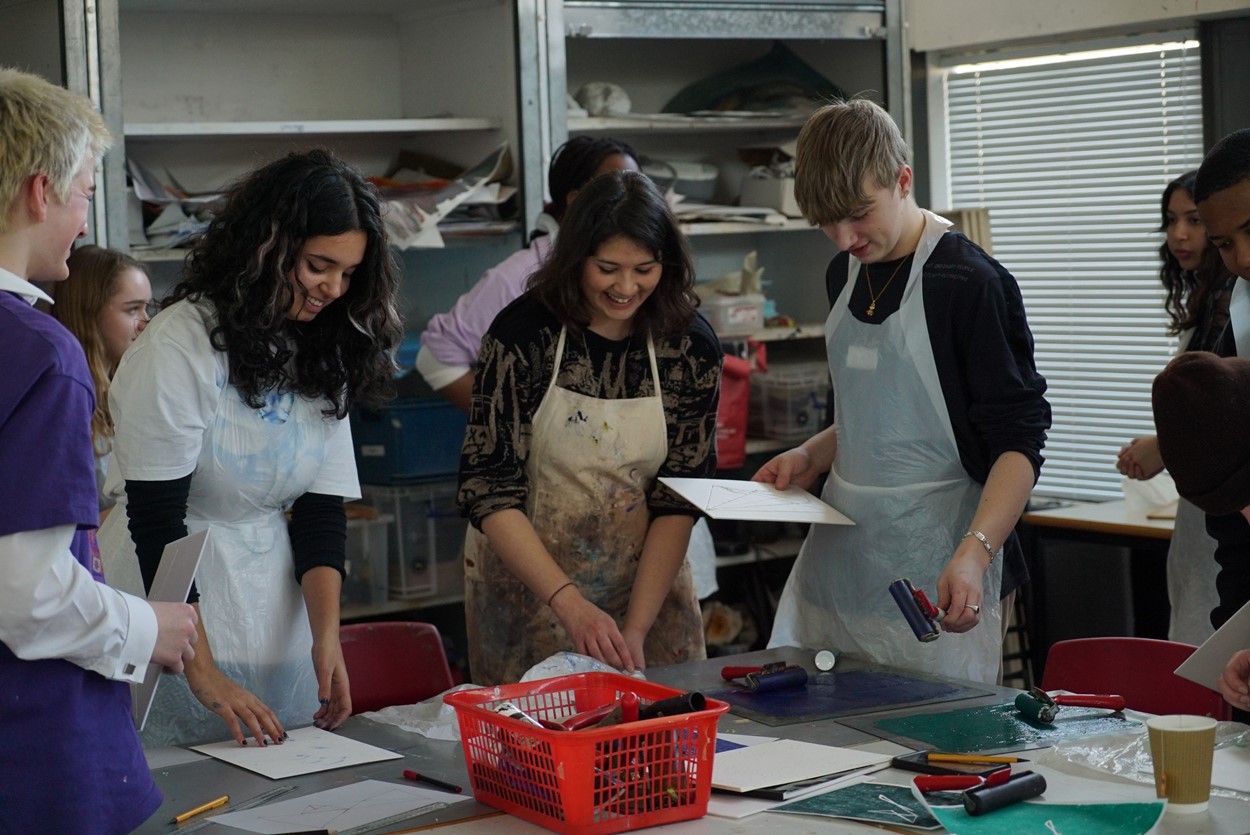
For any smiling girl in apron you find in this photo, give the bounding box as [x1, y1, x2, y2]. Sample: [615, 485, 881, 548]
[459, 170, 719, 685]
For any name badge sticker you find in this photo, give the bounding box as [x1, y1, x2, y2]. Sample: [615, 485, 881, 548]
[847, 344, 879, 370]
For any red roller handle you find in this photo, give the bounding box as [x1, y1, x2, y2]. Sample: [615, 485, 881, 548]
[721, 666, 761, 680]
[1053, 694, 1126, 710]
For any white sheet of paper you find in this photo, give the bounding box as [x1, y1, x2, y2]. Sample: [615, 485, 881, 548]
[189, 725, 401, 779]
[711, 738, 890, 792]
[660, 477, 854, 525]
[211, 779, 463, 834]
[132, 528, 210, 730]
[1174, 596, 1250, 692]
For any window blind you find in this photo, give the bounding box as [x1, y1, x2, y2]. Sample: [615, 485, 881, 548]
[944, 41, 1203, 500]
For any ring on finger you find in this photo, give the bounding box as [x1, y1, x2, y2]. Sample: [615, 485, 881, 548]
[964, 603, 981, 614]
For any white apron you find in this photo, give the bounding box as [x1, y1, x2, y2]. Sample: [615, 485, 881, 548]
[463, 327, 704, 684]
[1164, 280, 1250, 643]
[769, 210, 1004, 684]
[100, 383, 340, 745]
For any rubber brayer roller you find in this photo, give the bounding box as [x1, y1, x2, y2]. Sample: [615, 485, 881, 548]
[889, 578, 943, 642]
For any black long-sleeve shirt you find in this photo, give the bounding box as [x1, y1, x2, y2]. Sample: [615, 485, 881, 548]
[825, 230, 1052, 597]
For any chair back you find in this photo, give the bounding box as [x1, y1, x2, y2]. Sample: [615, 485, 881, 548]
[1040, 637, 1231, 720]
[340, 621, 454, 714]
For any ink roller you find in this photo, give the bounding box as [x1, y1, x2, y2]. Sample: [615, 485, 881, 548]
[889, 577, 944, 642]
[722, 663, 809, 692]
[962, 770, 1047, 815]
[1014, 687, 1126, 724]
[638, 691, 706, 720]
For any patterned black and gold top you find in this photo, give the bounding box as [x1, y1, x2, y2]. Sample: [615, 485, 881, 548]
[458, 293, 722, 529]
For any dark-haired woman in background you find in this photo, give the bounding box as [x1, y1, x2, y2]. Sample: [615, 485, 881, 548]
[1118, 170, 1235, 644]
[98, 149, 403, 745]
[458, 170, 721, 684]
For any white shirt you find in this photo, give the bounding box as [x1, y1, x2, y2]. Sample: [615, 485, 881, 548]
[0, 267, 157, 683]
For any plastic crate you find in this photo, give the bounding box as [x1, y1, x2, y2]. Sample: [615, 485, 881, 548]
[340, 514, 392, 608]
[351, 397, 467, 484]
[446, 673, 728, 834]
[361, 482, 465, 600]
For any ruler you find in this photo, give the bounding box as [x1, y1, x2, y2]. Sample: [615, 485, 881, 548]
[335, 800, 449, 835]
[175, 784, 297, 833]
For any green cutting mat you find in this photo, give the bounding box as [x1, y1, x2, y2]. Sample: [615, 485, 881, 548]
[857, 702, 1140, 753]
[926, 799, 1165, 835]
[772, 782, 941, 829]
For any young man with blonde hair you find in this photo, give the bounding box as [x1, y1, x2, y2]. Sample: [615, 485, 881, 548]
[754, 98, 1050, 684]
[0, 67, 198, 833]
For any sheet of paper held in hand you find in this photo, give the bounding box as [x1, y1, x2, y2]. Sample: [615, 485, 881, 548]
[1174, 595, 1250, 691]
[189, 725, 402, 779]
[132, 528, 211, 730]
[660, 477, 854, 525]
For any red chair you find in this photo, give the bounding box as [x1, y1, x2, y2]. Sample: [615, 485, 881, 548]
[1040, 637, 1231, 721]
[340, 621, 455, 714]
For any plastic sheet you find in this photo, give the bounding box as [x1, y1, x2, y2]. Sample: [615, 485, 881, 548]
[519, 652, 648, 683]
[361, 683, 480, 741]
[1036, 719, 1250, 801]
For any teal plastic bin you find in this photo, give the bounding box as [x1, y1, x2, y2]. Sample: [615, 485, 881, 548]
[351, 398, 467, 484]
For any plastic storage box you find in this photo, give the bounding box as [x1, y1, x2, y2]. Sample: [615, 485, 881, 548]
[446, 672, 728, 834]
[362, 481, 466, 600]
[700, 293, 765, 337]
[340, 514, 392, 609]
[754, 361, 829, 441]
[351, 397, 467, 485]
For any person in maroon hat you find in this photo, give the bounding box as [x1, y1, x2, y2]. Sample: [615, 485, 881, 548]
[1153, 350, 1250, 713]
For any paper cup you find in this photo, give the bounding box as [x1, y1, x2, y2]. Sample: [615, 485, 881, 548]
[1146, 714, 1217, 814]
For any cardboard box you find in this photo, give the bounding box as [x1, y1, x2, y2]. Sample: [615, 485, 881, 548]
[740, 175, 801, 217]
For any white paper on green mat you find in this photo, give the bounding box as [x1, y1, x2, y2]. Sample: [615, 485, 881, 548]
[189, 725, 401, 779]
[712, 739, 889, 792]
[211, 779, 463, 834]
[659, 477, 854, 524]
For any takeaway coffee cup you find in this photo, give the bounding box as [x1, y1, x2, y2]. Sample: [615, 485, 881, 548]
[1146, 714, 1217, 813]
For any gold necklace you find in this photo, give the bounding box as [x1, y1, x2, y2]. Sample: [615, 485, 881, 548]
[864, 255, 911, 317]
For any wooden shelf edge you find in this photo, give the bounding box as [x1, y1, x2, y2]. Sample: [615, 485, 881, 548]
[125, 117, 499, 139]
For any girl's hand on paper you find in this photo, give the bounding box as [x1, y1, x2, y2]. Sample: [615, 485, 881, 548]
[311, 639, 351, 730]
[185, 660, 286, 747]
[753, 446, 819, 492]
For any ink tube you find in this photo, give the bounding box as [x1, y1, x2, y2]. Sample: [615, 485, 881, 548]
[638, 692, 706, 720]
[962, 770, 1046, 816]
[889, 578, 940, 642]
[746, 666, 809, 693]
[493, 701, 545, 728]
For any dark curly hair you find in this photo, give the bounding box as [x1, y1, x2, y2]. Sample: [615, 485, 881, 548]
[527, 169, 698, 338]
[166, 149, 402, 418]
[1159, 171, 1229, 336]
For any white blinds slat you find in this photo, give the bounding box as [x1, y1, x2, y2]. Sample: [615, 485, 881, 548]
[944, 42, 1202, 500]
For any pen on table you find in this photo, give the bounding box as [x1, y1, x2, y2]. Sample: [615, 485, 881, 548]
[926, 753, 1021, 765]
[169, 794, 229, 824]
[403, 769, 463, 794]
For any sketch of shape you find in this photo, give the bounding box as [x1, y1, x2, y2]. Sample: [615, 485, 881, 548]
[659, 477, 854, 525]
[706, 484, 819, 515]
[189, 725, 401, 780]
[213, 779, 464, 834]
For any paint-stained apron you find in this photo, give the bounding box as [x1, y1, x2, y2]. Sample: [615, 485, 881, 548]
[769, 210, 1004, 685]
[464, 327, 704, 684]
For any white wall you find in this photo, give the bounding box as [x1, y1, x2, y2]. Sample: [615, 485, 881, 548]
[909, 0, 1250, 52]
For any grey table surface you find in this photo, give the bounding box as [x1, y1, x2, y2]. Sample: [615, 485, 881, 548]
[133, 646, 1249, 834]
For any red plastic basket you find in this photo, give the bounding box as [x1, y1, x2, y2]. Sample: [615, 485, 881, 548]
[445, 672, 728, 834]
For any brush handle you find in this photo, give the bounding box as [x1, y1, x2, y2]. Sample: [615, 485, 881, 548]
[720, 666, 761, 680]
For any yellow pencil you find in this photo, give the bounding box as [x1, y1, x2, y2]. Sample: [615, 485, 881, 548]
[926, 753, 1021, 764]
[169, 794, 229, 824]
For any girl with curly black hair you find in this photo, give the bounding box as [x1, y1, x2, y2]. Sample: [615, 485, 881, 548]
[98, 149, 403, 746]
[1118, 170, 1234, 644]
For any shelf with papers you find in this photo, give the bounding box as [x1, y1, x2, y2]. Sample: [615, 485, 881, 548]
[679, 217, 813, 236]
[123, 117, 500, 140]
[570, 114, 808, 134]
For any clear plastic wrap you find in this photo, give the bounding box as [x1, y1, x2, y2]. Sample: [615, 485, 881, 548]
[1036, 719, 1250, 800]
